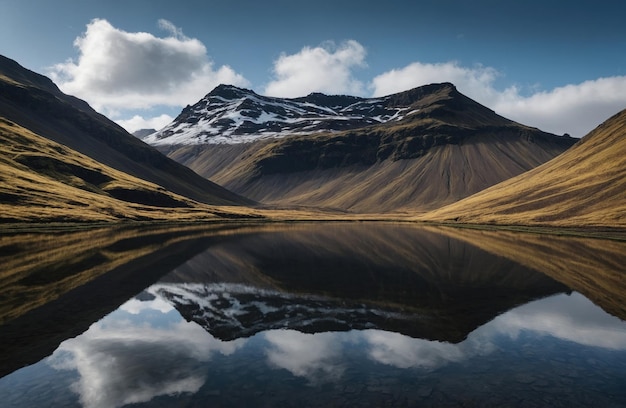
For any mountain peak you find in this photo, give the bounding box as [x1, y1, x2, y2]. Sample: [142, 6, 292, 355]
[207, 84, 256, 100]
[386, 82, 457, 106]
[147, 82, 477, 146]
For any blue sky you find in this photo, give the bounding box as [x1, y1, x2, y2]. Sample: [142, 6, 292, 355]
[1, 0, 625, 136]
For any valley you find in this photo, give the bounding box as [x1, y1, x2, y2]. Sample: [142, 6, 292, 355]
[2, 4, 625, 406]
[0, 54, 623, 234]
[0, 55, 624, 408]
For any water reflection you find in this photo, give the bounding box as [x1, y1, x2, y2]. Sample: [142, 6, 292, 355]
[362, 329, 490, 369]
[0, 223, 260, 376]
[155, 224, 569, 342]
[265, 330, 345, 384]
[47, 297, 246, 408]
[432, 226, 626, 320]
[1, 223, 625, 407]
[484, 292, 626, 350]
[3, 289, 624, 407]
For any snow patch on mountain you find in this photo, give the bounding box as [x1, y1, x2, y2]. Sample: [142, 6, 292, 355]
[143, 85, 420, 146]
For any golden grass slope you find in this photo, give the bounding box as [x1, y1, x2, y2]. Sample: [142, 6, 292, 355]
[421, 109, 626, 228]
[0, 55, 251, 207]
[0, 118, 260, 223]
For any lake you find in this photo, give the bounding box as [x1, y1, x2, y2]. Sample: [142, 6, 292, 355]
[1, 223, 625, 407]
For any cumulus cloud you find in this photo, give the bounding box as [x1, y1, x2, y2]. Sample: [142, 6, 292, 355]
[264, 40, 367, 98]
[50, 21, 625, 138]
[370, 61, 502, 102]
[492, 76, 626, 137]
[370, 61, 626, 137]
[49, 19, 248, 114]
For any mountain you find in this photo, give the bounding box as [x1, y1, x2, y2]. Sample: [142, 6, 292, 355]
[144, 84, 432, 145]
[0, 117, 262, 222]
[0, 55, 252, 215]
[148, 83, 576, 212]
[132, 128, 156, 138]
[422, 109, 626, 228]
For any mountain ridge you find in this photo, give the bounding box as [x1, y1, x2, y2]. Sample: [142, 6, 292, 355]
[0, 55, 253, 211]
[145, 82, 480, 145]
[152, 83, 576, 212]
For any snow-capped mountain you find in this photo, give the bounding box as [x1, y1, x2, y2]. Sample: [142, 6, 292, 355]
[144, 84, 421, 145]
[146, 82, 577, 213]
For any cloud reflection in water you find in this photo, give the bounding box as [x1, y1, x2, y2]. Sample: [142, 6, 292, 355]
[41, 290, 626, 406]
[363, 330, 493, 369]
[264, 330, 345, 384]
[262, 292, 626, 376]
[486, 292, 626, 350]
[47, 298, 246, 408]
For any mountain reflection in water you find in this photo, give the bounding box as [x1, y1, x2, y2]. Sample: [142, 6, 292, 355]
[1, 223, 625, 407]
[154, 224, 568, 342]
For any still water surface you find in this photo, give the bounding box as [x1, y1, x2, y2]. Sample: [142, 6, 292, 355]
[1, 223, 625, 407]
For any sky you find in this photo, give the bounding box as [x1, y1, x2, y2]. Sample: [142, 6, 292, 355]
[1, 0, 625, 137]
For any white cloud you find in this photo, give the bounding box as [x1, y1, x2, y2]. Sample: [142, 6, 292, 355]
[115, 114, 174, 133]
[488, 292, 626, 350]
[48, 297, 246, 408]
[492, 77, 626, 137]
[50, 21, 625, 138]
[264, 330, 344, 384]
[49, 19, 248, 114]
[370, 61, 626, 137]
[364, 330, 492, 369]
[264, 40, 367, 98]
[370, 61, 501, 101]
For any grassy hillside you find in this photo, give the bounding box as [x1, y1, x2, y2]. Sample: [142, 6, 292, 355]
[0, 118, 259, 223]
[0, 55, 252, 207]
[421, 109, 626, 228]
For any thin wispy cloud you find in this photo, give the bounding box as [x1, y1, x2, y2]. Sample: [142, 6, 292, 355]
[49, 18, 248, 114]
[264, 40, 367, 98]
[157, 18, 187, 40]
